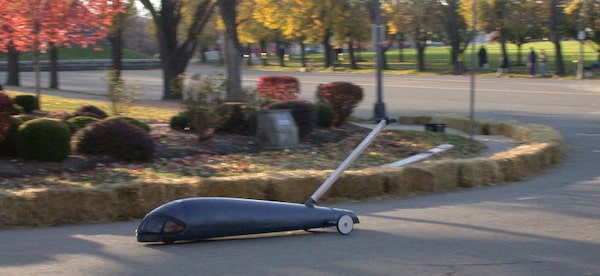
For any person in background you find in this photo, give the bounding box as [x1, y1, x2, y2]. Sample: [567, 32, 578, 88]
[478, 46, 488, 69]
[527, 47, 537, 77]
[497, 54, 509, 77]
[538, 49, 547, 77]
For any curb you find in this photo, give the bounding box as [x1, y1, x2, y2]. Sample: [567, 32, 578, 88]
[0, 59, 162, 71]
[0, 116, 563, 228]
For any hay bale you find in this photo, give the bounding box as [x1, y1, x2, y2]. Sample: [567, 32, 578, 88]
[265, 171, 327, 203]
[395, 166, 436, 195]
[0, 192, 24, 227]
[80, 189, 119, 222]
[327, 168, 387, 200]
[197, 176, 272, 199]
[112, 184, 144, 219]
[418, 161, 460, 192]
[456, 158, 503, 187]
[491, 155, 528, 182]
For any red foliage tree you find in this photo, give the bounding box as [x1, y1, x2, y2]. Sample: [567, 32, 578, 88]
[0, 0, 124, 108]
[257, 75, 300, 102]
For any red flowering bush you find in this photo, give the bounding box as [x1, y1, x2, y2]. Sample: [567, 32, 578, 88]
[317, 82, 363, 127]
[257, 75, 300, 101]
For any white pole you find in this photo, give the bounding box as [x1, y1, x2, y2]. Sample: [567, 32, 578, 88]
[380, 144, 454, 168]
[305, 119, 389, 205]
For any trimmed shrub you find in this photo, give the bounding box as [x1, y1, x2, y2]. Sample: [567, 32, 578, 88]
[16, 118, 71, 162]
[76, 119, 154, 162]
[104, 116, 151, 132]
[0, 116, 23, 156]
[257, 75, 300, 101]
[65, 116, 99, 134]
[0, 92, 19, 115]
[216, 102, 257, 135]
[68, 105, 108, 119]
[268, 100, 316, 138]
[170, 111, 191, 131]
[317, 82, 363, 127]
[12, 114, 37, 123]
[316, 102, 335, 128]
[13, 95, 38, 113]
[182, 74, 227, 140]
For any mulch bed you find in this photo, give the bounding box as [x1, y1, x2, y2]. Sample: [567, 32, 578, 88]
[0, 123, 369, 179]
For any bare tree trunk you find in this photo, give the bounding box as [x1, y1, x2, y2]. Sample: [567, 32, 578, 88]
[348, 40, 357, 69]
[33, 44, 41, 110]
[49, 44, 59, 89]
[323, 30, 332, 68]
[110, 29, 124, 79]
[218, 0, 243, 102]
[299, 40, 307, 68]
[5, 44, 20, 86]
[550, 0, 565, 75]
[417, 45, 426, 71]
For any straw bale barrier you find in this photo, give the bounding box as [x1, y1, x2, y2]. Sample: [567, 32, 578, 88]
[0, 116, 563, 228]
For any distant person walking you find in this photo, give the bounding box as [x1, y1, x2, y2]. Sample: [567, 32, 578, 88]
[538, 49, 547, 77]
[478, 46, 488, 69]
[527, 48, 537, 77]
[497, 54, 509, 77]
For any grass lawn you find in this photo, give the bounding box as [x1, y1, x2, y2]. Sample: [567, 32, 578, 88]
[4, 91, 180, 122]
[0, 45, 153, 61]
[245, 40, 599, 79]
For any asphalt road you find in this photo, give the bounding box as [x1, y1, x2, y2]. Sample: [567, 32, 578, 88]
[1, 67, 599, 275]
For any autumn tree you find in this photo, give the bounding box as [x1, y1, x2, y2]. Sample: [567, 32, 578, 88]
[385, 0, 411, 63]
[140, 0, 216, 100]
[0, 0, 20, 86]
[0, 0, 123, 108]
[107, 0, 137, 82]
[479, 0, 518, 69]
[331, 0, 371, 69]
[546, 0, 580, 75]
[253, 0, 318, 68]
[389, 0, 441, 71]
[439, 0, 470, 73]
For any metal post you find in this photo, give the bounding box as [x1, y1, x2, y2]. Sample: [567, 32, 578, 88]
[373, 0, 386, 119]
[469, 0, 477, 140]
[576, 0, 585, 80]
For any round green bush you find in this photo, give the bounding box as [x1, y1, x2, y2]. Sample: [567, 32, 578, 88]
[13, 95, 38, 113]
[316, 102, 335, 128]
[76, 119, 154, 162]
[16, 118, 72, 162]
[170, 111, 190, 131]
[268, 100, 316, 138]
[0, 92, 18, 115]
[216, 102, 256, 135]
[105, 116, 151, 132]
[68, 105, 108, 119]
[65, 116, 100, 134]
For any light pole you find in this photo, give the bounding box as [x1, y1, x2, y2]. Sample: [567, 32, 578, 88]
[373, 0, 386, 119]
[576, 0, 585, 80]
[469, 0, 477, 140]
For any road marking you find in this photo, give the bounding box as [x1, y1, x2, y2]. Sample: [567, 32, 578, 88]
[517, 196, 540, 201]
[299, 80, 600, 97]
[576, 133, 600, 136]
[593, 150, 600, 153]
